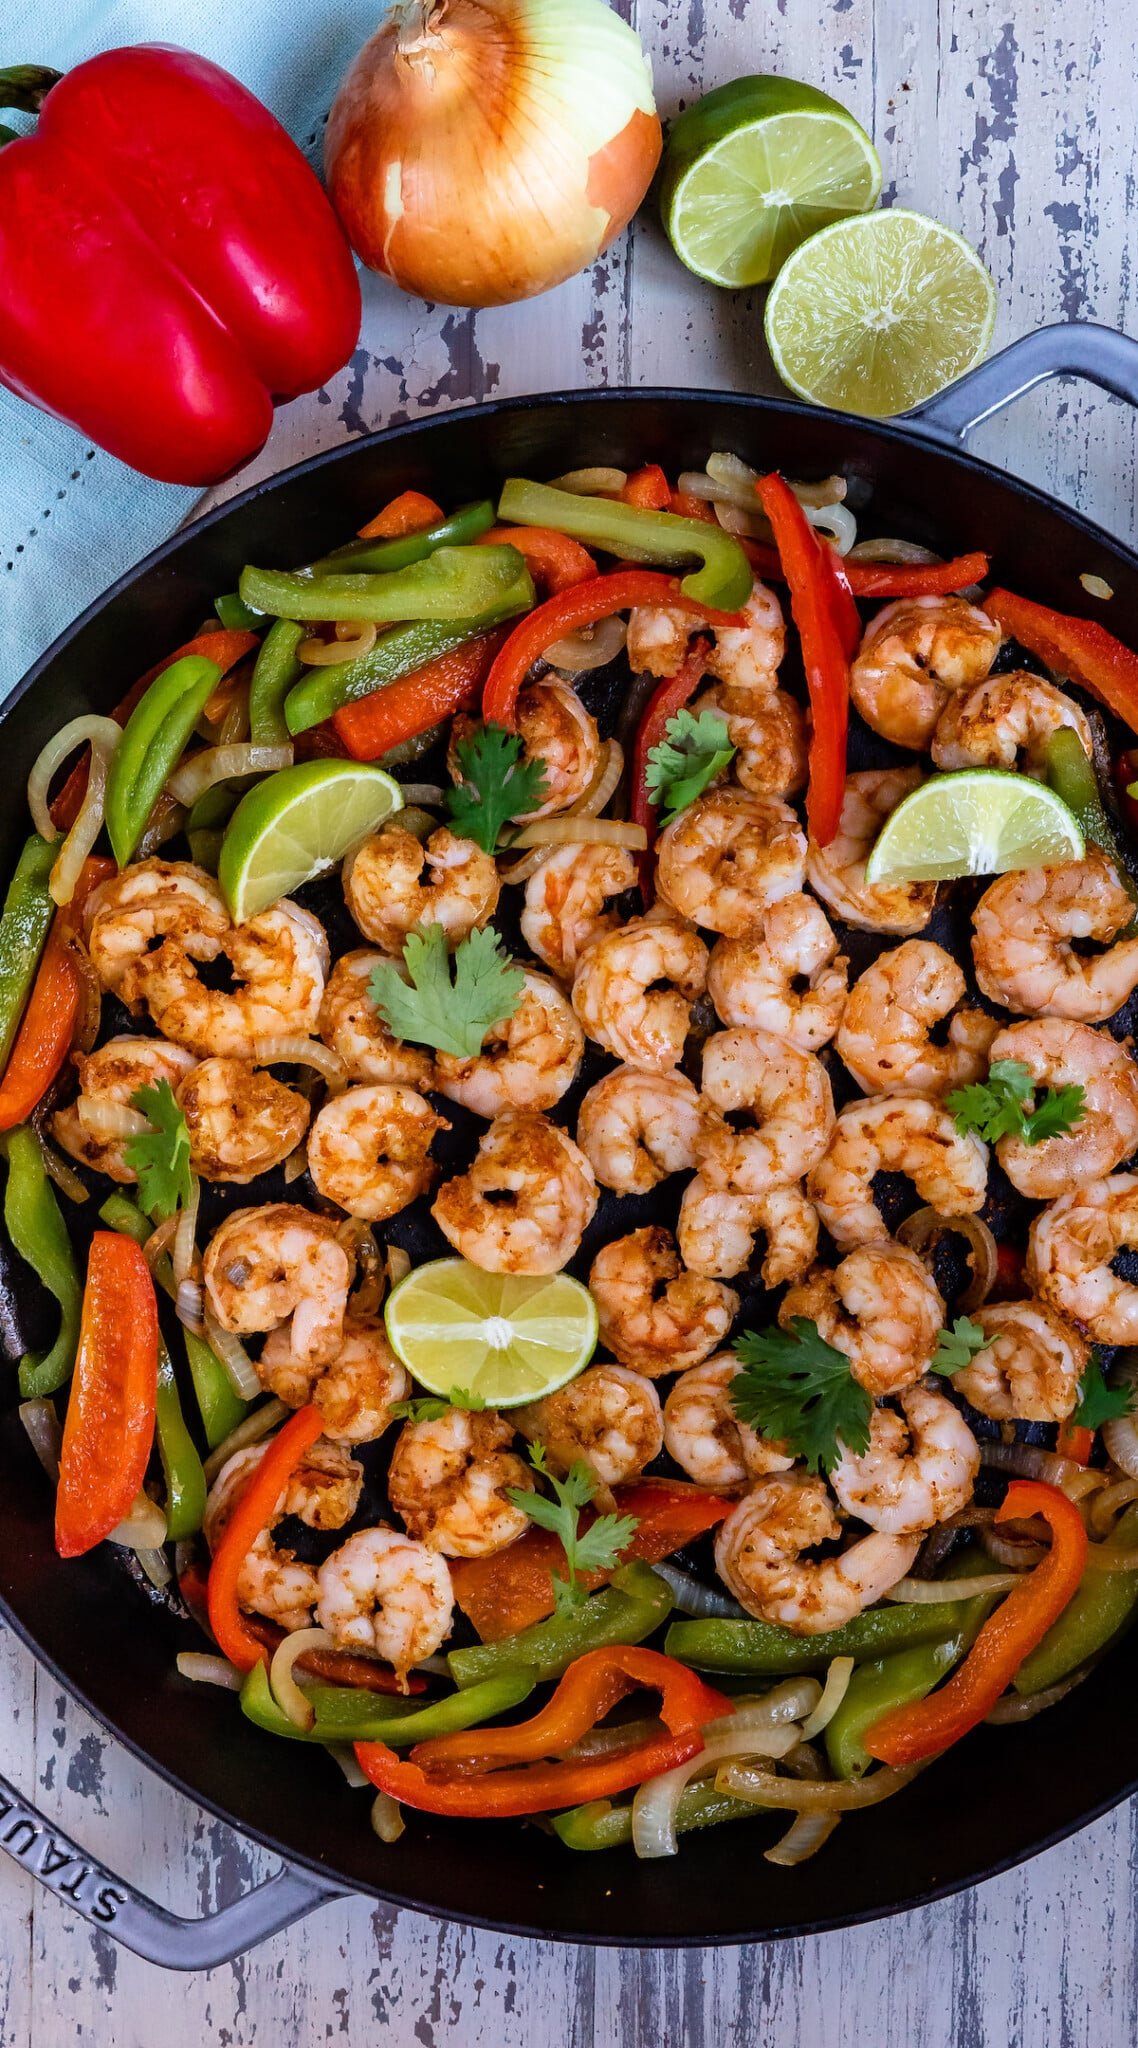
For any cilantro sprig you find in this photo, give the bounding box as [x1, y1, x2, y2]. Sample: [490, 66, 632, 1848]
[446, 722, 548, 851]
[1074, 1351, 1136, 1430]
[645, 708, 735, 824]
[730, 1319, 872, 1475]
[947, 1059, 1086, 1147]
[507, 1443, 639, 1614]
[391, 1387, 488, 1424]
[930, 1316, 988, 1378]
[369, 924, 524, 1059]
[125, 1080, 193, 1220]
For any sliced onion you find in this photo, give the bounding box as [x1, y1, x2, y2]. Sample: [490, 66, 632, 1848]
[717, 1758, 926, 1811]
[109, 1491, 168, 1549]
[1080, 573, 1115, 601]
[985, 1668, 1091, 1722]
[136, 1545, 173, 1590]
[135, 791, 187, 861]
[202, 1397, 291, 1486]
[847, 537, 943, 565]
[508, 818, 647, 852]
[652, 1563, 745, 1619]
[176, 1278, 205, 1335]
[799, 1657, 855, 1739]
[349, 1228, 386, 1318]
[217, 683, 252, 748]
[283, 1142, 309, 1185]
[61, 935, 102, 1055]
[386, 1244, 411, 1289]
[370, 1790, 405, 1844]
[203, 1312, 263, 1401]
[143, 1214, 179, 1272]
[298, 624, 379, 666]
[764, 1810, 842, 1867]
[560, 1716, 665, 1762]
[980, 1522, 1046, 1571]
[51, 727, 120, 906]
[886, 1571, 1021, 1602]
[167, 744, 293, 807]
[713, 500, 769, 540]
[34, 1130, 90, 1204]
[19, 1400, 62, 1482]
[1101, 1352, 1138, 1477]
[78, 1098, 148, 1141]
[546, 615, 629, 672]
[176, 1651, 243, 1690]
[1082, 1536, 1138, 1571]
[499, 736, 625, 884]
[895, 1207, 998, 1312]
[252, 1037, 348, 1090]
[548, 467, 627, 495]
[173, 1174, 201, 1288]
[980, 1440, 1101, 1501]
[804, 501, 857, 553]
[631, 1712, 804, 1860]
[1089, 1478, 1138, 1536]
[27, 714, 121, 844]
[398, 783, 446, 808]
[704, 452, 763, 509]
[269, 1626, 333, 1731]
[329, 1744, 371, 1788]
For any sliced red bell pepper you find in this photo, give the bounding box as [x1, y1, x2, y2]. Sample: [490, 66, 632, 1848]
[206, 1404, 325, 1671]
[1115, 748, 1138, 837]
[0, 854, 115, 1130]
[356, 1727, 702, 1818]
[743, 537, 991, 600]
[333, 627, 509, 761]
[864, 1480, 1088, 1767]
[669, 491, 718, 524]
[621, 464, 672, 510]
[55, 1232, 160, 1558]
[985, 587, 1138, 734]
[758, 474, 852, 846]
[478, 525, 596, 593]
[1055, 1421, 1094, 1466]
[356, 491, 444, 540]
[629, 639, 711, 900]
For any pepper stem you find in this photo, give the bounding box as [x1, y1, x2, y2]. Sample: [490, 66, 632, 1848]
[0, 64, 63, 114]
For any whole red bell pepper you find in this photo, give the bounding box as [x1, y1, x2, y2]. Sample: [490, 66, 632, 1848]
[0, 50, 360, 484]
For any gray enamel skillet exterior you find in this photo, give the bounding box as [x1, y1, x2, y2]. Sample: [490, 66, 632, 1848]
[0, 321, 1137, 1967]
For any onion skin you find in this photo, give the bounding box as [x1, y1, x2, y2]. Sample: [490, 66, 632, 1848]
[325, 0, 662, 307]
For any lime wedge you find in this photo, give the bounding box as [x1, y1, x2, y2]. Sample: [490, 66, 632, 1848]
[218, 760, 403, 922]
[864, 771, 1085, 885]
[764, 208, 997, 415]
[661, 76, 881, 288]
[384, 1258, 597, 1408]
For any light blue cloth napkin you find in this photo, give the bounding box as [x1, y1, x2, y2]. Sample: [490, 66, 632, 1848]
[1, 0, 377, 697]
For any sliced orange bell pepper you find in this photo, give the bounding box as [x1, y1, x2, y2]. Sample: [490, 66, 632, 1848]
[743, 537, 991, 600]
[206, 1404, 325, 1670]
[478, 525, 596, 593]
[621, 464, 672, 510]
[0, 854, 115, 1131]
[669, 491, 717, 524]
[332, 626, 509, 761]
[985, 586, 1138, 735]
[55, 1232, 160, 1558]
[356, 490, 444, 540]
[1055, 1421, 1094, 1465]
[356, 1727, 702, 1818]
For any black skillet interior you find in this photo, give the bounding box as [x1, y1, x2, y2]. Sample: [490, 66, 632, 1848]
[1, 390, 1138, 1947]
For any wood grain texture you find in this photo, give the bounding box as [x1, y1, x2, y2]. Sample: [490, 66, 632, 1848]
[5, 0, 1138, 2039]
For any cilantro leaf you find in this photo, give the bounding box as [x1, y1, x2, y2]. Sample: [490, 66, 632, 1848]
[730, 1318, 872, 1474]
[507, 1442, 639, 1609]
[1075, 1350, 1136, 1430]
[645, 708, 736, 824]
[931, 1316, 988, 1377]
[947, 1058, 1085, 1147]
[369, 924, 525, 1058]
[446, 722, 549, 852]
[390, 1385, 489, 1424]
[125, 1080, 193, 1220]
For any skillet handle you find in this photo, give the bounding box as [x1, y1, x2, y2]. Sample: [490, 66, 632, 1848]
[906, 320, 1138, 444]
[0, 1766, 343, 1969]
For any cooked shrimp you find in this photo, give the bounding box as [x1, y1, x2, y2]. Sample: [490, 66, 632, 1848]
[571, 913, 708, 1072]
[932, 670, 1092, 775]
[203, 1203, 352, 1366]
[575, 1066, 706, 1194]
[696, 1026, 834, 1193]
[985, 1018, 1138, 1197]
[318, 950, 435, 1089]
[808, 1093, 988, 1250]
[1027, 1173, 1138, 1343]
[386, 1407, 534, 1558]
[133, 900, 329, 1056]
[174, 1056, 310, 1183]
[258, 1314, 410, 1444]
[307, 1084, 446, 1222]
[663, 1355, 792, 1490]
[626, 583, 785, 692]
[678, 1177, 819, 1287]
[689, 682, 807, 799]
[515, 1364, 664, 1489]
[520, 843, 637, 983]
[655, 787, 807, 937]
[588, 1225, 738, 1377]
[835, 940, 999, 1097]
[806, 769, 937, 936]
[849, 595, 1001, 750]
[829, 1383, 980, 1536]
[779, 1243, 945, 1396]
[84, 859, 229, 999]
[714, 1473, 920, 1634]
[951, 1299, 1087, 1422]
[434, 968, 583, 1116]
[204, 1436, 363, 1632]
[52, 1036, 196, 1182]
[972, 850, 1138, 1021]
[316, 1527, 454, 1681]
[451, 678, 600, 820]
[707, 895, 848, 1050]
[342, 825, 499, 954]
[432, 1110, 597, 1273]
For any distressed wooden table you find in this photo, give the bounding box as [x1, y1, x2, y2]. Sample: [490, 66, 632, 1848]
[3, 0, 1138, 2039]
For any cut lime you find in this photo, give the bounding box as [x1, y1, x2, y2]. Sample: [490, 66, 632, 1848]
[660, 76, 881, 289]
[218, 760, 403, 922]
[864, 770, 1085, 884]
[384, 1258, 597, 1408]
[764, 208, 997, 416]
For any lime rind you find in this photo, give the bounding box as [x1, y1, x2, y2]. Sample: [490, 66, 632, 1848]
[384, 1258, 598, 1408]
[218, 760, 403, 921]
[864, 770, 1085, 884]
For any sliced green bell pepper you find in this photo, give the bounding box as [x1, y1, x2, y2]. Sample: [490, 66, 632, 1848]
[1044, 726, 1135, 897]
[104, 653, 223, 866]
[312, 499, 495, 577]
[155, 1339, 207, 1541]
[497, 477, 753, 611]
[239, 548, 534, 627]
[553, 1780, 758, 1852]
[664, 1599, 991, 1676]
[825, 1636, 967, 1780]
[239, 1661, 426, 1743]
[447, 1562, 675, 1691]
[239, 1660, 535, 1744]
[1015, 1504, 1138, 1694]
[4, 1124, 82, 1398]
[214, 591, 264, 633]
[284, 614, 522, 736]
[0, 835, 58, 1073]
[186, 780, 244, 873]
[249, 618, 306, 746]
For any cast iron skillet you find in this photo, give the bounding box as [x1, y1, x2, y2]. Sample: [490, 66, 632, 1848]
[1, 321, 1137, 1969]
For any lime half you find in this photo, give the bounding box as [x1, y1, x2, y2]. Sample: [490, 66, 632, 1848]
[864, 770, 1085, 885]
[218, 759, 403, 922]
[384, 1258, 597, 1408]
[765, 208, 997, 415]
[661, 76, 881, 288]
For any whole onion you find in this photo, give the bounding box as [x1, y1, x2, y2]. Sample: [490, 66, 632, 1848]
[325, 0, 662, 307]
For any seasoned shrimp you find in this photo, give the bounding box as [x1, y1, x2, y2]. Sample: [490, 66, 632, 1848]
[316, 1527, 454, 1681]
[588, 1225, 738, 1377]
[663, 1355, 792, 1491]
[678, 1176, 818, 1287]
[515, 1365, 664, 1489]
[575, 1067, 706, 1195]
[204, 1436, 363, 1632]
[520, 842, 637, 982]
[343, 825, 499, 954]
[307, 1084, 446, 1222]
[808, 1093, 988, 1250]
[849, 595, 1001, 750]
[318, 950, 435, 1089]
[434, 969, 583, 1116]
[433, 1110, 597, 1273]
[386, 1407, 534, 1558]
[52, 1036, 196, 1182]
[986, 1018, 1138, 1197]
[807, 769, 937, 936]
[626, 583, 786, 692]
[972, 850, 1138, 1021]
[571, 913, 708, 1072]
[779, 1243, 945, 1397]
[133, 900, 329, 1056]
[829, 1383, 980, 1536]
[258, 1314, 410, 1443]
[696, 1026, 834, 1193]
[174, 1056, 310, 1183]
[84, 859, 229, 999]
[452, 679, 600, 820]
[655, 787, 807, 937]
[707, 895, 848, 1050]
[203, 1203, 352, 1366]
[951, 1299, 1087, 1422]
[714, 1473, 920, 1634]
[932, 670, 1092, 776]
[835, 940, 998, 1097]
[689, 682, 807, 799]
[1027, 1173, 1138, 1343]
